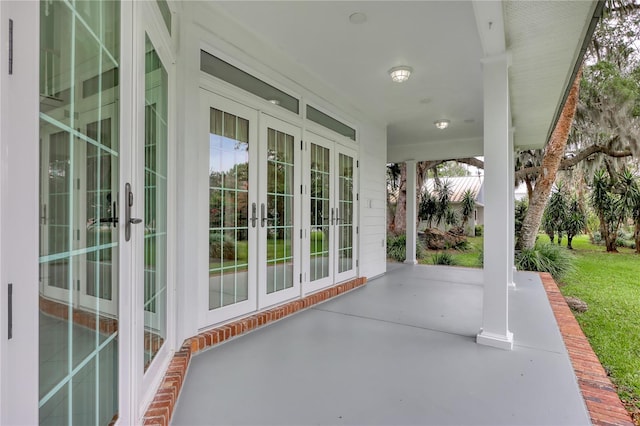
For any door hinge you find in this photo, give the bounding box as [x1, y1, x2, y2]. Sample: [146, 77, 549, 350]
[356, 160, 359, 168]
[300, 184, 303, 194]
[301, 140, 303, 150]
[300, 229, 302, 239]
[76, 229, 80, 240]
[8, 283, 13, 339]
[356, 193, 359, 201]
[76, 279, 80, 291]
[356, 260, 359, 267]
[76, 178, 81, 190]
[299, 273, 302, 283]
[8, 19, 13, 75]
[356, 226, 359, 234]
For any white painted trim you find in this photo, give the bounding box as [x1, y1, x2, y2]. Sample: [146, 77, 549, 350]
[118, 1, 137, 423]
[136, 1, 179, 419]
[476, 329, 514, 350]
[0, 2, 40, 424]
[387, 137, 483, 163]
[472, 0, 506, 57]
[479, 54, 513, 350]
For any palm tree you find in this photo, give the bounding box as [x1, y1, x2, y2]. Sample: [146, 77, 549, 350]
[544, 183, 568, 245]
[460, 189, 476, 235]
[434, 179, 454, 227]
[563, 197, 586, 249]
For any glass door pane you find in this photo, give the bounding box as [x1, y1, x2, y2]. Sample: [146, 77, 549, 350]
[309, 143, 331, 283]
[265, 128, 295, 294]
[39, 1, 120, 424]
[337, 153, 354, 274]
[143, 35, 168, 370]
[208, 108, 250, 309]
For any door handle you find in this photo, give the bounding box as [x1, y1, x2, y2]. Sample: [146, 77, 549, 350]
[250, 202, 258, 228]
[125, 183, 143, 242]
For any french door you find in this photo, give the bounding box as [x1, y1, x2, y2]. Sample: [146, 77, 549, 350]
[200, 90, 302, 326]
[38, 1, 122, 424]
[36, 1, 172, 424]
[305, 131, 358, 294]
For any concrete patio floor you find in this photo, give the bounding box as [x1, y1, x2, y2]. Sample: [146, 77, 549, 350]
[172, 264, 590, 425]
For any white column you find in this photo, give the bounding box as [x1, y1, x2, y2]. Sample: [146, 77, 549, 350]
[477, 54, 514, 350]
[508, 129, 516, 288]
[404, 160, 418, 264]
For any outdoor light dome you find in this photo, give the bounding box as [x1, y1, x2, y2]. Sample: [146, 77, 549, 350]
[389, 66, 412, 83]
[434, 119, 450, 130]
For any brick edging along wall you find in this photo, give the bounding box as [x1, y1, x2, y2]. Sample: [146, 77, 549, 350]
[142, 276, 367, 426]
[540, 273, 635, 426]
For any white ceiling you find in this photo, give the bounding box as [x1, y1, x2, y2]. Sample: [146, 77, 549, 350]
[211, 1, 597, 160]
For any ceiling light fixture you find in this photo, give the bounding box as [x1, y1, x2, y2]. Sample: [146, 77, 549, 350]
[269, 99, 280, 105]
[434, 119, 450, 130]
[389, 66, 412, 83]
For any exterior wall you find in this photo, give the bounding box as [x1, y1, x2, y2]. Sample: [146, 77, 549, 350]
[358, 125, 388, 279]
[175, 3, 388, 344]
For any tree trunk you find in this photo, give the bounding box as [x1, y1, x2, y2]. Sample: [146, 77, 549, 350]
[392, 161, 431, 235]
[393, 163, 407, 234]
[635, 221, 640, 254]
[516, 70, 582, 250]
[567, 235, 573, 249]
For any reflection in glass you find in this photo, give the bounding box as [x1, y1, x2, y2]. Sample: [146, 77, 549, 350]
[338, 154, 354, 273]
[310, 143, 331, 281]
[266, 129, 295, 294]
[39, 1, 120, 424]
[143, 35, 168, 371]
[209, 109, 250, 309]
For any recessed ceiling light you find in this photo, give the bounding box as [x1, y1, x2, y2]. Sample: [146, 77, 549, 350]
[269, 99, 280, 105]
[389, 66, 412, 83]
[349, 12, 367, 24]
[434, 119, 450, 130]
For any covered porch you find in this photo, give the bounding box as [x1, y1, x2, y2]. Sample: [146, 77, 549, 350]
[171, 264, 590, 425]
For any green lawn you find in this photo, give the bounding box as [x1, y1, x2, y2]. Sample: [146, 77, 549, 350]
[419, 236, 484, 268]
[555, 234, 640, 414]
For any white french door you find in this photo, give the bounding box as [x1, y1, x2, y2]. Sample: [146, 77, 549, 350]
[304, 131, 358, 294]
[200, 91, 259, 326]
[199, 90, 303, 326]
[257, 114, 302, 309]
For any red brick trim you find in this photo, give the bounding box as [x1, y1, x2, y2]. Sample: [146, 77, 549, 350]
[540, 273, 635, 426]
[40, 296, 118, 335]
[142, 276, 367, 425]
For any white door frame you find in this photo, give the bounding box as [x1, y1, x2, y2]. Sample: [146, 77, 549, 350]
[0, 2, 40, 424]
[257, 113, 302, 309]
[198, 89, 259, 328]
[302, 130, 335, 294]
[130, 0, 178, 420]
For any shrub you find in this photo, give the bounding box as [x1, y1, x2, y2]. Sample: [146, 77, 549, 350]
[432, 252, 456, 265]
[477, 247, 484, 267]
[387, 234, 425, 262]
[590, 230, 603, 244]
[210, 232, 236, 260]
[452, 239, 471, 251]
[515, 242, 575, 280]
[475, 225, 483, 237]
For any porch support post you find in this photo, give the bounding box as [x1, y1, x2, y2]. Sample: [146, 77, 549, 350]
[477, 53, 514, 350]
[404, 160, 418, 264]
[508, 129, 516, 288]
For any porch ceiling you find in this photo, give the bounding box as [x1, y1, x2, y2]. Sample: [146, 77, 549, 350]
[210, 1, 598, 161]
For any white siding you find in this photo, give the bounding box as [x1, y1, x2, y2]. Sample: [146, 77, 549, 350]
[358, 124, 387, 279]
